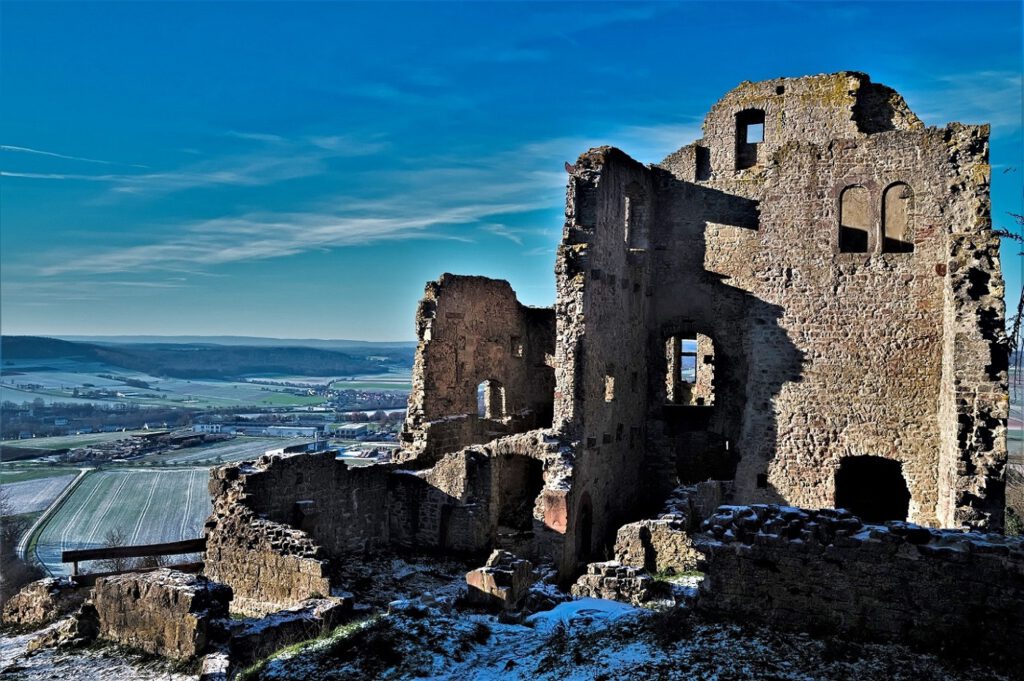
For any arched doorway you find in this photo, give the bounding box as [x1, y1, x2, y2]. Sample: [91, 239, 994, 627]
[835, 456, 910, 523]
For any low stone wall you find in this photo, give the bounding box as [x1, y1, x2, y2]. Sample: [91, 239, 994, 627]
[92, 569, 231, 660]
[697, 505, 1024, 659]
[1, 578, 86, 628]
[613, 481, 731, 573]
[225, 597, 350, 669]
[570, 561, 659, 605]
[205, 453, 382, 615]
[204, 505, 332, 616]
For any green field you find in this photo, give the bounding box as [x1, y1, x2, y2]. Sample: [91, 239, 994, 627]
[0, 466, 76, 484]
[32, 468, 212, 576]
[330, 379, 412, 392]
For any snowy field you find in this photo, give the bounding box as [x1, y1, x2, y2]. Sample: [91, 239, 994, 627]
[0, 473, 77, 515]
[32, 468, 212, 576]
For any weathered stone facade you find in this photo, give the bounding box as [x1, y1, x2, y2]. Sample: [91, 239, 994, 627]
[399, 274, 556, 465]
[204, 72, 1007, 612]
[697, 504, 1024, 659]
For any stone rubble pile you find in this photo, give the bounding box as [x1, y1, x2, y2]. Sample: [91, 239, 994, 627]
[464, 550, 533, 611]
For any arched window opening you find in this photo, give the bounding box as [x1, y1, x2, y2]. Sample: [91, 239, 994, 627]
[882, 182, 914, 253]
[476, 379, 506, 419]
[624, 182, 649, 250]
[839, 186, 870, 253]
[735, 109, 765, 170]
[835, 456, 910, 523]
[665, 333, 715, 406]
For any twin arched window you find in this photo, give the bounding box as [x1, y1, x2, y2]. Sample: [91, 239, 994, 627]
[839, 183, 914, 253]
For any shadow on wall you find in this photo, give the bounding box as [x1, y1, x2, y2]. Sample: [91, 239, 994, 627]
[646, 173, 806, 507]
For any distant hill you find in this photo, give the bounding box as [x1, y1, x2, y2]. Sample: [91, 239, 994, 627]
[55, 335, 416, 350]
[1, 336, 413, 380]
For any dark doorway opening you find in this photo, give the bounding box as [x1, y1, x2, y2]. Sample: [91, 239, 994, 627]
[496, 455, 544, 532]
[835, 456, 910, 523]
[577, 494, 593, 564]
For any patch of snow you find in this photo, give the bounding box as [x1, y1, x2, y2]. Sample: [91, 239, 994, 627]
[525, 597, 637, 631]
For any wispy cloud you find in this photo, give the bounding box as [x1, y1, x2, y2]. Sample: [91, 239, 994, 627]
[1, 145, 149, 168]
[26, 119, 700, 277]
[38, 201, 534, 276]
[905, 71, 1023, 132]
[480, 223, 524, 244]
[3, 130, 391, 197]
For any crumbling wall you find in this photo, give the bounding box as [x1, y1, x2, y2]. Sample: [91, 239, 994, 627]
[651, 72, 1005, 528]
[1, 578, 86, 628]
[389, 429, 571, 565]
[388, 448, 495, 553]
[557, 147, 656, 567]
[698, 504, 1024, 659]
[231, 451, 392, 555]
[204, 453, 385, 615]
[400, 274, 555, 465]
[613, 482, 730, 573]
[937, 124, 1008, 530]
[92, 569, 231, 661]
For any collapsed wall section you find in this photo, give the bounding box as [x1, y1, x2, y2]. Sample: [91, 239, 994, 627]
[204, 452, 389, 615]
[698, 504, 1024, 659]
[400, 274, 556, 465]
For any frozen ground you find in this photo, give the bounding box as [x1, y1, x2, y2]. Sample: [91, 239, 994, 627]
[1, 565, 1013, 681]
[243, 596, 1009, 681]
[1, 474, 76, 514]
[0, 628, 193, 681]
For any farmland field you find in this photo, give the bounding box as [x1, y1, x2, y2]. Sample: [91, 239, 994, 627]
[1, 358, 335, 409]
[1, 473, 77, 514]
[139, 437, 314, 465]
[3, 430, 154, 452]
[0, 466, 77, 484]
[32, 468, 212, 576]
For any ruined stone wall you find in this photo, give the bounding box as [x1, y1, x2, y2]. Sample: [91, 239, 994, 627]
[206, 480, 331, 614]
[204, 453, 388, 614]
[652, 72, 1006, 528]
[92, 569, 231, 660]
[236, 452, 392, 555]
[401, 274, 556, 464]
[388, 449, 494, 553]
[698, 505, 1024, 659]
[557, 148, 656, 565]
[937, 125, 1008, 529]
[389, 430, 571, 567]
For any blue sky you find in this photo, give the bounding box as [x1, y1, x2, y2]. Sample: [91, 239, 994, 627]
[2, 1, 1021, 341]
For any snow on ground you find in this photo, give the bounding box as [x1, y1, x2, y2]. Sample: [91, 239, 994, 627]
[244, 596, 1011, 681]
[0, 627, 194, 681]
[1, 565, 1014, 681]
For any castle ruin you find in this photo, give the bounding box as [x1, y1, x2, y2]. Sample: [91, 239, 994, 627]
[204, 72, 1008, 612]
